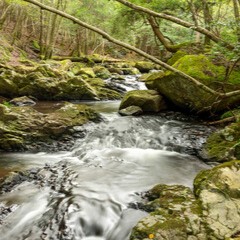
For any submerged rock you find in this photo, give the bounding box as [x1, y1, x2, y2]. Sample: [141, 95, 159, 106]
[119, 90, 167, 113]
[131, 160, 240, 240]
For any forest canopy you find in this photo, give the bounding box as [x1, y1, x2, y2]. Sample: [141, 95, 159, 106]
[0, 0, 239, 61]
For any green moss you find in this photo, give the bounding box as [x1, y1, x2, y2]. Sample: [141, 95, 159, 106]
[167, 50, 187, 66]
[221, 108, 240, 119]
[171, 54, 226, 84]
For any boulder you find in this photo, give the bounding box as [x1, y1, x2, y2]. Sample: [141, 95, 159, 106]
[0, 63, 121, 101]
[119, 90, 167, 113]
[93, 66, 111, 79]
[205, 121, 240, 162]
[135, 61, 157, 73]
[118, 105, 143, 116]
[194, 160, 240, 239]
[130, 185, 206, 240]
[0, 102, 100, 151]
[9, 96, 36, 106]
[131, 160, 240, 240]
[147, 54, 240, 114]
[77, 67, 96, 78]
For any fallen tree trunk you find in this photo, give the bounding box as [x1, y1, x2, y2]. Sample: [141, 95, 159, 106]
[52, 56, 125, 63]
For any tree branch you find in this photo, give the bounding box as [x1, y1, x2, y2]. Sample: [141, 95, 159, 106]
[114, 0, 235, 50]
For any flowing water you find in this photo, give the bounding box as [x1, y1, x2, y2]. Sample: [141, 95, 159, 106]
[0, 75, 211, 240]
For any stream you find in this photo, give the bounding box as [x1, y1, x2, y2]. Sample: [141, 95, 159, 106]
[0, 75, 213, 240]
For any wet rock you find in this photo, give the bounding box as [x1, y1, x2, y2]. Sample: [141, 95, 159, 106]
[130, 185, 206, 240]
[131, 161, 240, 240]
[119, 90, 167, 113]
[205, 121, 240, 162]
[9, 96, 36, 106]
[0, 61, 121, 101]
[0, 102, 101, 152]
[194, 160, 240, 239]
[119, 106, 143, 116]
[135, 61, 157, 73]
[93, 66, 111, 79]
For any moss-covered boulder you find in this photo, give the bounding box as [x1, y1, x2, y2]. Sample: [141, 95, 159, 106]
[147, 54, 240, 114]
[131, 161, 240, 240]
[205, 121, 240, 162]
[76, 67, 96, 78]
[119, 90, 167, 113]
[135, 61, 157, 73]
[93, 66, 111, 79]
[0, 62, 121, 101]
[0, 102, 100, 151]
[130, 185, 206, 240]
[194, 160, 240, 239]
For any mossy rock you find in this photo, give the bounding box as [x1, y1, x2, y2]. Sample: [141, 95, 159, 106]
[0, 74, 18, 97]
[131, 160, 240, 240]
[70, 62, 88, 75]
[119, 90, 167, 113]
[0, 102, 100, 151]
[193, 160, 240, 239]
[85, 78, 121, 100]
[93, 66, 111, 79]
[205, 121, 240, 162]
[130, 185, 205, 240]
[148, 54, 240, 114]
[119, 67, 140, 75]
[118, 105, 143, 116]
[167, 50, 187, 66]
[77, 67, 96, 78]
[135, 61, 157, 73]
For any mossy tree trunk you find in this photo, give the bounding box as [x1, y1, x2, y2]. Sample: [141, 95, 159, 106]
[202, 0, 213, 46]
[233, 0, 240, 42]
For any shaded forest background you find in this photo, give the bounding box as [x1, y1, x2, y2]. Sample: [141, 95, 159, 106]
[0, 0, 239, 62]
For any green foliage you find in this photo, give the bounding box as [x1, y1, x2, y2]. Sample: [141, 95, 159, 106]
[2, 101, 12, 108]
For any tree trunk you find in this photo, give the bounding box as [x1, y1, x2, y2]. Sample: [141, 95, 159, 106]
[0, 4, 12, 30]
[23, 0, 240, 101]
[233, 0, 240, 42]
[202, 0, 212, 45]
[147, 16, 177, 53]
[114, 0, 234, 50]
[187, 0, 201, 43]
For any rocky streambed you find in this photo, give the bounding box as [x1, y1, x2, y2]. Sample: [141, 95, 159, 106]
[0, 99, 233, 240]
[1, 56, 240, 239]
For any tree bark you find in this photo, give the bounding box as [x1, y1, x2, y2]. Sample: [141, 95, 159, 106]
[23, 0, 240, 100]
[147, 16, 177, 53]
[202, 0, 212, 45]
[114, 0, 234, 50]
[233, 0, 240, 42]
